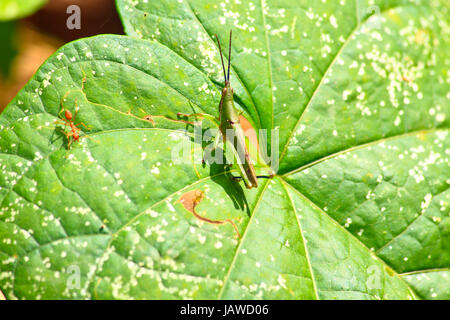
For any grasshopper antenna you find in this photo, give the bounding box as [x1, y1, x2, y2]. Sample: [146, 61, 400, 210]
[228, 30, 233, 81]
[215, 34, 227, 83]
[227, 30, 232, 82]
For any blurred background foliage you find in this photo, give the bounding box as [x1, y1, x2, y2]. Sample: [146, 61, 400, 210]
[0, 0, 123, 112]
[0, 0, 48, 21]
[0, 21, 18, 77]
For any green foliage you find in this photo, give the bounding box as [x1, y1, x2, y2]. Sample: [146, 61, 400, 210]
[0, 21, 18, 77]
[0, 0, 47, 21]
[0, 0, 448, 299]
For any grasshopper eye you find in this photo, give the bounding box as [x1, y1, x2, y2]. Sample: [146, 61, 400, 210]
[222, 87, 227, 95]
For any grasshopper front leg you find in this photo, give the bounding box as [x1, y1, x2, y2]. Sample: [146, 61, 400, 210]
[202, 130, 222, 165]
[177, 108, 222, 164]
[177, 112, 218, 125]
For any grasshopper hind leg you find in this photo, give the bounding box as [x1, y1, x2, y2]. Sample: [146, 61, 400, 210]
[231, 176, 243, 182]
[231, 175, 273, 181]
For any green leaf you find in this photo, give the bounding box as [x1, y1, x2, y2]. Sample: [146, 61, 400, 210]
[0, 0, 47, 21]
[0, 0, 448, 299]
[402, 269, 450, 300]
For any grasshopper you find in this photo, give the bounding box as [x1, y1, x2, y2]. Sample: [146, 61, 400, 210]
[178, 31, 273, 189]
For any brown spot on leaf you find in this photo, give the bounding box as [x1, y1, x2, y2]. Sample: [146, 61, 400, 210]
[179, 190, 205, 214]
[178, 189, 241, 238]
[143, 115, 155, 125]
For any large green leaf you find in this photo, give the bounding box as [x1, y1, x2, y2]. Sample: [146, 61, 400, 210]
[0, 0, 448, 299]
[0, 0, 47, 21]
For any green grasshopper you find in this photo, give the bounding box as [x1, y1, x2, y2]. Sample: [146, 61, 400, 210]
[178, 31, 273, 189]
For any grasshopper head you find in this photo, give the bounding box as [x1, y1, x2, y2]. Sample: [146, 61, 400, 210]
[222, 81, 234, 97]
[222, 81, 235, 105]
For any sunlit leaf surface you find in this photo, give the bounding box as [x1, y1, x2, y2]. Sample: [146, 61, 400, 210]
[0, 0, 448, 299]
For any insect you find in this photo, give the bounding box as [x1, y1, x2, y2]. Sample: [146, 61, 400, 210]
[178, 31, 273, 189]
[55, 98, 91, 149]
